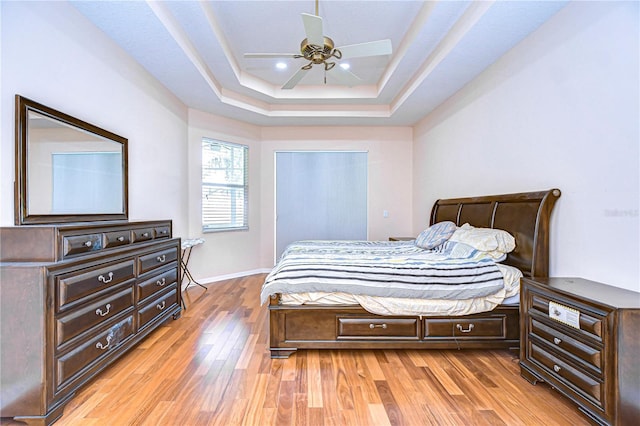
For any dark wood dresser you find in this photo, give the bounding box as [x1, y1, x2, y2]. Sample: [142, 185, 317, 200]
[0, 221, 182, 425]
[519, 277, 640, 425]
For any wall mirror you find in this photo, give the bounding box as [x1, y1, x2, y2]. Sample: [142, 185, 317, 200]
[15, 95, 128, 225]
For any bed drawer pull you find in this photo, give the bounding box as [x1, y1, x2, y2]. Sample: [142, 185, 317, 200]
[456, 323, 475, 333]
[553, 364, 561, 373]
[369, 323, 387, 329]
[553, 337, 562, 345]
[84, 240, 93, 247]
[117, 236, 125, 242]
[95, 304, 111, 317]
[98, 272, 114, 284]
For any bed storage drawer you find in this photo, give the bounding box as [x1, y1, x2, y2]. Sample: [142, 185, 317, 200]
[337, 317, 419, 339]
[423, 316, 506, 339]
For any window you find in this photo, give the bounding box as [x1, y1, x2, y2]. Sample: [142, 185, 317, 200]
[202, 138, 248, 232]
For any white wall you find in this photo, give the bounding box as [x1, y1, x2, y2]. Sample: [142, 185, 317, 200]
[259, 126, 413, 268]
[413, 1, 639, 291]
[0, 1, 189, 234]
[186, 109, 263, 281]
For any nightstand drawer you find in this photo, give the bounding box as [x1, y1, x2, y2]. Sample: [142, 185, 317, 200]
[529, 294, 604, 342]
[337, 317, 419, 339]
[530, 318, 602, 375]
[424, 316, 506, 339]
[530, 342, 603, 407]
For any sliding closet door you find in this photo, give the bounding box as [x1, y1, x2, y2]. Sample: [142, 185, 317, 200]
[275, 151, 367, 260]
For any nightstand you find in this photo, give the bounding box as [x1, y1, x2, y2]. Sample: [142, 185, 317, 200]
[519, 277, 640, 426]
[388, 236, 414, 241]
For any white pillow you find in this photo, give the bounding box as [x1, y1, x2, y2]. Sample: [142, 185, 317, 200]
[449, 223, 516, 254]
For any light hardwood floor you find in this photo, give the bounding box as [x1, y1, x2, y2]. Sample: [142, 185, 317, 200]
[2, 274, 590, 425]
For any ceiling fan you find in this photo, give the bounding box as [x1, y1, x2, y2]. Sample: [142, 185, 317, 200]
[243, 0, 392, 90]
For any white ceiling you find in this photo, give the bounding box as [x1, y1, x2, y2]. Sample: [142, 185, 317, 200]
[70, 0, 568, 127]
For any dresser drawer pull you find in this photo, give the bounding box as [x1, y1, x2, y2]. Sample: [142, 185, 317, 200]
[159, 230, 168, 235]
[142, 232, 150, 238]
[95, 335, 112, 350]
[84, 240, 93, 247]
[369, 323, 387, 329]
[553, 337, 562, 345]
[156, 278, 166, 287]
[456, 323, 475, 333]
[95, 304, 112, 317]
[117, 236, 125, 242]
[156, 301, 166, 310]
[553, 365, 561, 373]
[97, 272, 114, 284]
[156, 255, 166, 263]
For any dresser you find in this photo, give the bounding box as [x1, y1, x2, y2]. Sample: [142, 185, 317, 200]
[519, 277, 640, 426]
[0, 220, 182, 425]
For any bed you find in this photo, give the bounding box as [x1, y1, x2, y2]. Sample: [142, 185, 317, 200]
[263, 189, 561, 358]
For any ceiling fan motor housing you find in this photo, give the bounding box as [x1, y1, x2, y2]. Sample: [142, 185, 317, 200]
[300, 36, 340, 63]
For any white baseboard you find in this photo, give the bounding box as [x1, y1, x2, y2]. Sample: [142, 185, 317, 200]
[187, 268, 272, 287]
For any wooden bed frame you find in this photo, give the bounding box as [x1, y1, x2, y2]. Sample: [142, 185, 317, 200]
[268, 189, 561, 358]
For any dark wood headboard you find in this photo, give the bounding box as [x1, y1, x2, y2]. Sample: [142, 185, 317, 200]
[430, 189, 561, 278]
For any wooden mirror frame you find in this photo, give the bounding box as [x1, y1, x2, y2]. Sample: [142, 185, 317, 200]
[15, 95, 129, 225]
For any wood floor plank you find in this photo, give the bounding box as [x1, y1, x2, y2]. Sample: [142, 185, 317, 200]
[1, 274, 592, 426]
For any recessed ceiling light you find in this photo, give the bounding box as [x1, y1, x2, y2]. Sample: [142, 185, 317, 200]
[340, 63, 350, 70]
[276, 62, 287, 70]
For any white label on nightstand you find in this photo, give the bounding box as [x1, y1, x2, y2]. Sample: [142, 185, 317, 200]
[549, 301, 580, 329]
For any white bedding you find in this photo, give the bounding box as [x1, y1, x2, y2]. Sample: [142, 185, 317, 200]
[279, 263, 523, 316]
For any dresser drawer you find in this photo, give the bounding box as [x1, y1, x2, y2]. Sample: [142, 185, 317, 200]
[57, 260, 135, 311]
[56, 286, 134, 348]
[132, 228, 154, 243]
[103, 230, 131, 248]
[424, 316, 506, 339]
[56, 315, 134, 390]
[530, 317, 602, 375]
[137, 289, 178, 330]
[63, 234, 102, 257]
[137, 268, 178, 302]
[337, 317, 419, 339]
[154, 226, 171, 239]
[530, 342, 604, 408]
[530, 294, 604, 343]
[138, 248, 178, 274]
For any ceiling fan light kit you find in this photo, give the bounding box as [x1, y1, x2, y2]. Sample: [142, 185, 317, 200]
[244, 2, 392, 89]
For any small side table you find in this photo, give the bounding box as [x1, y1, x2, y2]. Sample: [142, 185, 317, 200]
[181, 238, 206, 309]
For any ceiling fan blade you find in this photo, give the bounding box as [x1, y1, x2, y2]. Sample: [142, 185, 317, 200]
[337, 39, 392, 59]
[330, 66, 362, 87]
[244, 53, 297, 59]
[282, 67, 309, 90]
[301, 13, 324, 46]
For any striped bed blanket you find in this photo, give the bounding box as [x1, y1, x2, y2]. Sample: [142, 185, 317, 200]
[260, 240, 505, 304]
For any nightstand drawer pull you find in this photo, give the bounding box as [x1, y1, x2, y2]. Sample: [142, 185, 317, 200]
[98, 272, 114, 284]
[95, 304, 111, 317]
[156, 301, 166, 310]
[156, 278, 166, 287]
[553, 337, 562, 345]
[553, 364, 561, 373]
[369, 323, 387, 329]
[156, 255, 166, 263]
[456, 323, 474, 333]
